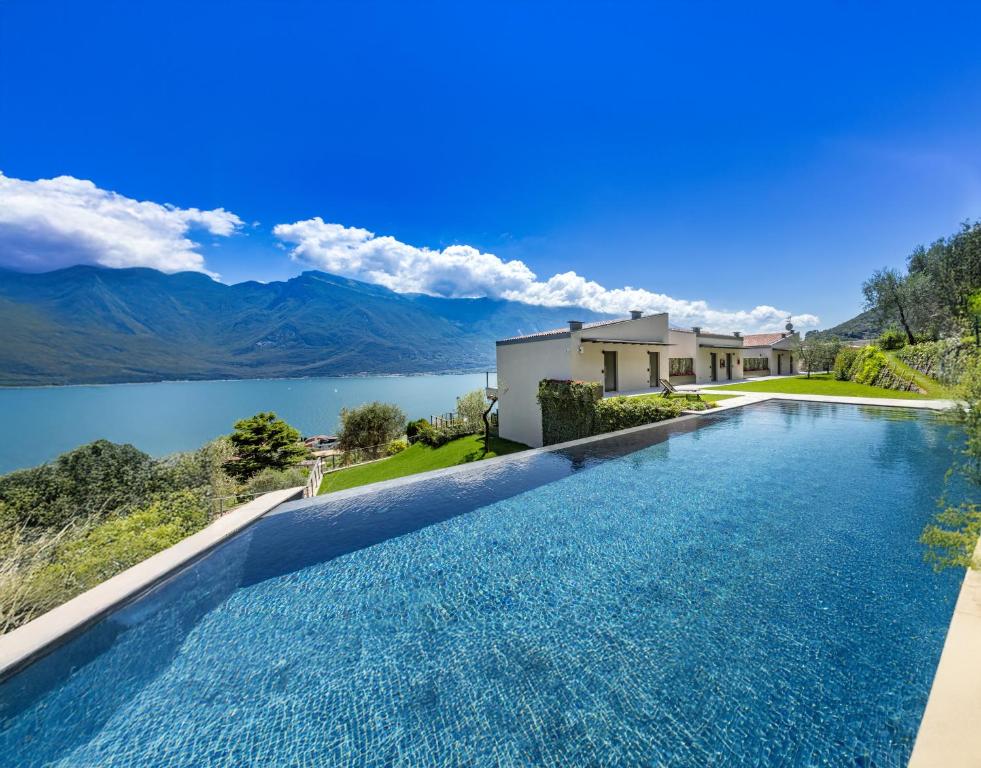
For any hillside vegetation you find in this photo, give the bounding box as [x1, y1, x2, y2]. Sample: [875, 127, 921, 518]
[0, 266, 611, 386]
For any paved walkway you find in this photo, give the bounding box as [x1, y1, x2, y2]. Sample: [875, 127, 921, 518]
[698, 389, 955, 410]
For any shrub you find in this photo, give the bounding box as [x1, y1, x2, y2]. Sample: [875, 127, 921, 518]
[852, 345, 889, 385]
[337, 402, 406, 457]
[878, 326, 908, 350]
[416, 421, 473, 448]
[3, 490, 208, 629]
[832, 347, 860, 381]
[405, 418, 431, 440]
[226, 412, 308, 481]
[537, 380, 603, 446]
[0, 440, 161, 533]
[386, 438, 408, 456]
[241, 466, 309, 495]
[594, 397, 684, 432]
[897, 338, 979, 386]
[456, 389, 489, 428]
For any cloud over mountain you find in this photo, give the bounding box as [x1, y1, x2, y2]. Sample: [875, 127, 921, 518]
[274, 218, 820, 332]
[0, 172, 243, 277]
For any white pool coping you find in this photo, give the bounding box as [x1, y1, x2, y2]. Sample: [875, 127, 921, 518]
[909, 535, 981, 768]
[0, 392, 971, 766]
[0, 486, 303, 679]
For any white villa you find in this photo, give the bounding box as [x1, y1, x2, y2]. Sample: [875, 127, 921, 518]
[494, 312, 800, 447]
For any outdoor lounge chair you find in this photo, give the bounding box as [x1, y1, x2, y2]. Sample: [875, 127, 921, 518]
[659, 378, 702, 402]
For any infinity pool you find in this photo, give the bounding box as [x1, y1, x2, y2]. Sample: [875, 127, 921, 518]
[0, 402, 963, 767]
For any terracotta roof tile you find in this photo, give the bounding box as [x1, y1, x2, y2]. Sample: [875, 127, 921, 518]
[741, 332, 786, 347]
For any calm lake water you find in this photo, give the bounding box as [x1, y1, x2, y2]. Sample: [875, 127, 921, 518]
[0, 374, 490, 474]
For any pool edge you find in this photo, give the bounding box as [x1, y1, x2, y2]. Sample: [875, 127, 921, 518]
[0, 486, 304, 680]
[909, 535, 981, 768]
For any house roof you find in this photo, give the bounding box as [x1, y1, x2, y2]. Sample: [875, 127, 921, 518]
[742, 332, 787, 347]
[497, 316, 636, 345]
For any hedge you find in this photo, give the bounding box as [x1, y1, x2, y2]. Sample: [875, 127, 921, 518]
[537, 379, 707, 445]
[538, 380, 603, 445]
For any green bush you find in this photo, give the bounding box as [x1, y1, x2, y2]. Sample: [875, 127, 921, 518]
[7, 490, 208, 627]
[456, 389, 488, 427]
[832, 347, 860, 381]
[405, 418, 431, 440]
[878, 326, 908, 350]
[0, 440, 162, 532]
[594, 397, 684, 432]
[852, 345, 889, 385]
[386, 438, 408, 456]
[338, 402, 406, 456]
[537, 380, 604, 445]
[897, 338, 979, 386]
[241, 466, 309, 495]
[416, 421, 473, 448]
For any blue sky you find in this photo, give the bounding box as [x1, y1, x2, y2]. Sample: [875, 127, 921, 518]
[1, 1, 980, 330]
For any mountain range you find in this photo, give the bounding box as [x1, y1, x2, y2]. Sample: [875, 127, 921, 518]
[804, 309, 882, 341]
[0, 266, 612, 386]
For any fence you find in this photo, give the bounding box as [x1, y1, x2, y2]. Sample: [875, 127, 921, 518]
[303, 458, 323, 498]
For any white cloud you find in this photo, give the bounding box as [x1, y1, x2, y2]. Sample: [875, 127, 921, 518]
[274, 217, 820, 332]
[0, 172, 243, 277]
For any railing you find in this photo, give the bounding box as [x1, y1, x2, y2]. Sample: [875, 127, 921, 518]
[430, 412, 459, 429]
[303, 458, 323, 498]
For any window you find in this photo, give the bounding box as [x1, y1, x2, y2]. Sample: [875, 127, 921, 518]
[669, 357, 695, 376]
[744, 357, 769, 372]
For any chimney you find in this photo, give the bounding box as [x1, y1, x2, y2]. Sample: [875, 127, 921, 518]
[691, 326, 701, 334]
[733, 331, 741, 338]
[630, 310, 643, 320]
[780, 332, 787, 338]
[568, 320, 584, 331]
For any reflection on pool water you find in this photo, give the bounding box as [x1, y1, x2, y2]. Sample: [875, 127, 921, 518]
[0, 402, 963, 767]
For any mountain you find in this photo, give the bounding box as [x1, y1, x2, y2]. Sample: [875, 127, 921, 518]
[0, 266, 611, 385]
[806, 309, 883, 341]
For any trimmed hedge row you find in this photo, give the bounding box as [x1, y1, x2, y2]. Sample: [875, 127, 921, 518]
[537, 379, 710, 446]
[538, 380, 603, 445]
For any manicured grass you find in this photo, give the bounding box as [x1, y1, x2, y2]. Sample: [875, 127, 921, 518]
[699, 394, 738, 403]
[625, 393, 736, 405]
[709, 373, 932, 399]
[318, 434, 529, 494]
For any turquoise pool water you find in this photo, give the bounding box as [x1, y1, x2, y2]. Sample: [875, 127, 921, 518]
[0, 402, 963, 766]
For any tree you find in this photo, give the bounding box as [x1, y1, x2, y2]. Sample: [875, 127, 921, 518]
[456, 389, 488, 426]
[908, 221, 981, 333]
[862, 268, 923, 345]
[225, 412, 307, 482]
[337, 402, 406, 457]
[794, 336, 840, 377]
[921, 357, 981, 571]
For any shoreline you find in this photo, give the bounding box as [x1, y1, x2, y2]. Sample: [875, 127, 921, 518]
[0, 369, 494, 392]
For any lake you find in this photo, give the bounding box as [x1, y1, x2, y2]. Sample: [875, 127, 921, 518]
[0, 374, 491, 474]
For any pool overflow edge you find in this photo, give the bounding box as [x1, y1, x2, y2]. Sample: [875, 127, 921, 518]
[0, 393, 959, 688]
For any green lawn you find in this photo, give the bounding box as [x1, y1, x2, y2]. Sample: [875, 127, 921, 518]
[319, 434, 529, 494]
[709, 373, 933, 399]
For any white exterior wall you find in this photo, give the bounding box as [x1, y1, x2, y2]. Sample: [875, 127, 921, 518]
[666, 329, 697, 382]
[694, 339, 742, 383]
[496, 335, 574, 448]
[741, 345, 773, 377]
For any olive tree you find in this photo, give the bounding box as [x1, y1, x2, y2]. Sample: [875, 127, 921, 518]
[337, 402, 406, 457]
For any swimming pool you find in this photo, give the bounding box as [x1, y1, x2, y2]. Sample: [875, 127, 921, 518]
[0, 401, 963, 766]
